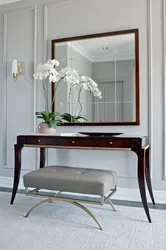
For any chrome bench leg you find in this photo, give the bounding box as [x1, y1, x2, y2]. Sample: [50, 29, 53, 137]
[24, 197, 103, 230]
[103, 186, 117, 212]
[24, 198, 51, 218]
[107, 199, 116, 212]
[24, 191, 61, 216]
[71, 201, 103, 231]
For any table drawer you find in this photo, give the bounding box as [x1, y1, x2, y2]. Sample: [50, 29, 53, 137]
[23, 136, 57, 145]
[55, 138, 134, 148]
[20, 136, 141, 149]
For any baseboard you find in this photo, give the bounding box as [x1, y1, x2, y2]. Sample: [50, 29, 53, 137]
[1, 176, 166, 204]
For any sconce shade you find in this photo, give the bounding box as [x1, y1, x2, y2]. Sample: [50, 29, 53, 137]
[12, 59, 23, 82]
[12, 59, 17, 76]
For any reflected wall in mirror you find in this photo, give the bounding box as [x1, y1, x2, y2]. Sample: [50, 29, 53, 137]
[51, 29, 139, 126]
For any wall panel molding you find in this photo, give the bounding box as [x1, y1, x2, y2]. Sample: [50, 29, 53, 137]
[44, 4, 48, 61]
[2, 12, 8, 168]
[33, 6, 37, 133]
[147, 0, 153, 178]
[33, 6, 38, 170]
[3, 6, 38, 170]
[163, 0, 166, 179]
[43, 4, 49, 167]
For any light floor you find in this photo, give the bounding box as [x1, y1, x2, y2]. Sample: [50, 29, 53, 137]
[0, 191, 166, 250]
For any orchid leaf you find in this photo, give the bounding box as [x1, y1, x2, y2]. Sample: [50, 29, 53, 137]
[48, 120, 56, 128]
[35, 111, 62, 128]
[60, 113, 88, 123]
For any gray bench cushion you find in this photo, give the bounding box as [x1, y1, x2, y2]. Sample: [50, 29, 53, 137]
[23, 166, 117, 196]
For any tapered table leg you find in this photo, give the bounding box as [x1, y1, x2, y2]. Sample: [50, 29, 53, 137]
[40, 148, 45, 168]
[132, 148, 152, 223]
[10, 144, 23, 204]
[145, 147, 155, 205]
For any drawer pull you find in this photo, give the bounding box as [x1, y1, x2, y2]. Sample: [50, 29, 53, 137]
[38, 140, 41, 143]
[72, 141, 75, 144]
[110, 142, 113, 145]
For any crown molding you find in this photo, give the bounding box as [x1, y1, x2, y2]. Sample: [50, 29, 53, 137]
[57, 42, 134, 62]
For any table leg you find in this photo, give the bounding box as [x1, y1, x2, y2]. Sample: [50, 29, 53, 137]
[145, 147, 155, 205]
[40, 148, 45, 168]
[132, 148, 152, 223]
[10, 144, 22, 204]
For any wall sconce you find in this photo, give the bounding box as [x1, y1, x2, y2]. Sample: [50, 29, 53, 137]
[12, 59, 23, 82]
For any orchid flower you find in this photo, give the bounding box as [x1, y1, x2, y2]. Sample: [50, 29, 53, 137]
[33, 60, 102, 117]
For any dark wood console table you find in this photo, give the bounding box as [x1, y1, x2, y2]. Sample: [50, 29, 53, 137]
[10, 134, 155, 223]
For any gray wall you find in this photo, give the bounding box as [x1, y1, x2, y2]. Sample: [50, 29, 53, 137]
[0, 0, 165, 191]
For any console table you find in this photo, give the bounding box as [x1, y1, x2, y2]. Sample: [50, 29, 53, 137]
[10, 134, 155, 223]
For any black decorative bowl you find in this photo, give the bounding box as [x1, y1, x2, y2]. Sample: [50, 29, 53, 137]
[79, 132, 123, 137]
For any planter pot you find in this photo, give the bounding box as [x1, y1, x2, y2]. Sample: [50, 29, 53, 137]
[38, 122, 56, 134]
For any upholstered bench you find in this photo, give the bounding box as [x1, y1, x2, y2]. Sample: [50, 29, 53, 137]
[23, 166, 117, 230]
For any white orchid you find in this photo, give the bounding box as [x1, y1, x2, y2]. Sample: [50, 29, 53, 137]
[48, 75, 58, 83]
[33, 59, 59, 83]
[57, 67, 102, 98]
[33, 60, 102, 116]
[82, 82, 88, 91]
[52, 59, 60, 67]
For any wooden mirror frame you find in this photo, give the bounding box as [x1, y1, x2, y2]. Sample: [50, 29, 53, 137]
[51, 28, 140, 126]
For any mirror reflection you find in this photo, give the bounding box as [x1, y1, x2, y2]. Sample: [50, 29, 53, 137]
[53, 30, 138, 124]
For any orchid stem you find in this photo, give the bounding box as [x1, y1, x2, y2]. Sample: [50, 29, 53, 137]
[51, 75, 67, 110]
[77, 87, 83, 116]
[42, 83, 49, 112]
[75, 87, 83, 116]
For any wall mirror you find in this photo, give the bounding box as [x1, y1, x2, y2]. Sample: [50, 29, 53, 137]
[51, 29, 139, 126]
